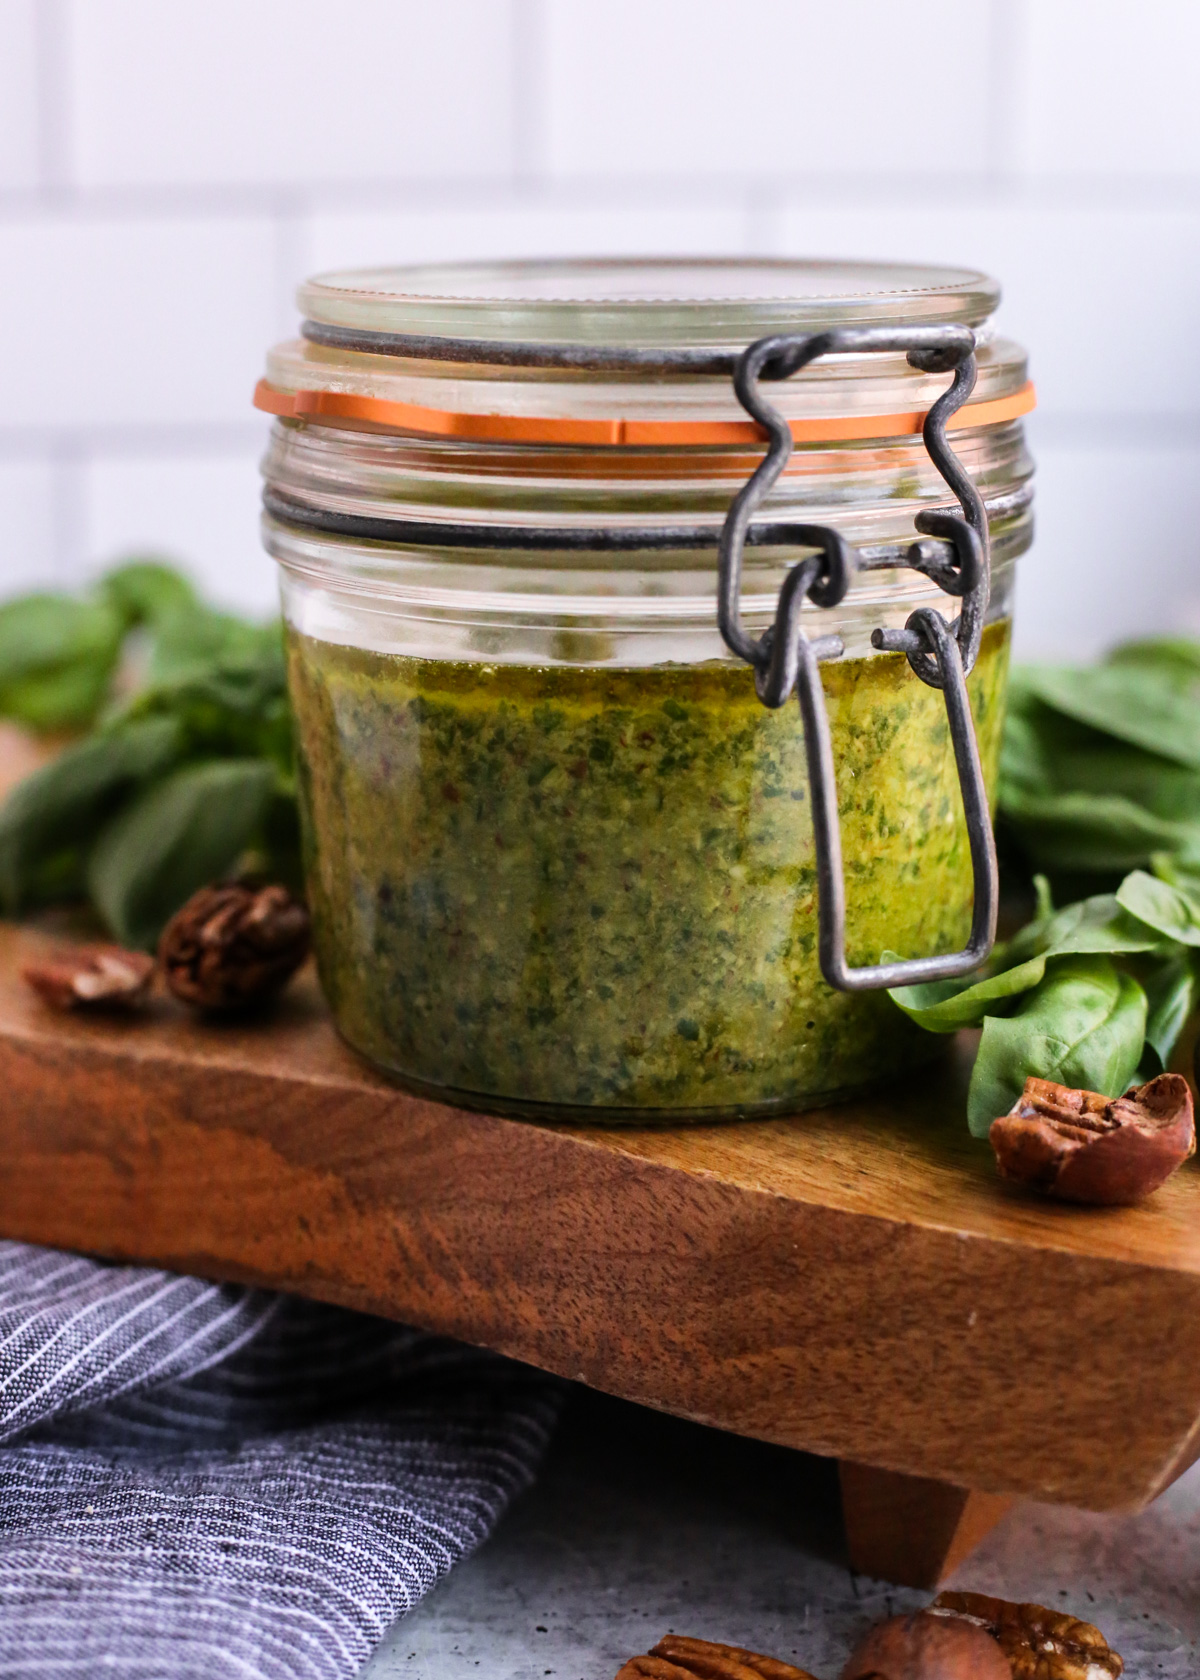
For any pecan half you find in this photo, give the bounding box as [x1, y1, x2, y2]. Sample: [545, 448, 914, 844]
[931, 1591, 1123, 1679]
[989, 1073, 1195, 1205]
[616, 1635, 817, 1680]
[23, 944, 155, 1012]
[158, 882, 310, 1012]
[840, 1611, 1009, 1680]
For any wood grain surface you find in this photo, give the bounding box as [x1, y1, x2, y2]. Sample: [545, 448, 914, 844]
[0, 916, 1197, 1516]
[838, 1460, 1015, 1587]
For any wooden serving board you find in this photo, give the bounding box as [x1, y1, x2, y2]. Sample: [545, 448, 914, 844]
[1, 907, 1199, 1587]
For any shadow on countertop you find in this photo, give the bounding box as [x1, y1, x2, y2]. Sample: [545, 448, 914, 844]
[366, 1384, 1199, 1680]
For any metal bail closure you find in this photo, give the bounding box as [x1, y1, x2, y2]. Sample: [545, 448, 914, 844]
[716, 326, 1000, 993]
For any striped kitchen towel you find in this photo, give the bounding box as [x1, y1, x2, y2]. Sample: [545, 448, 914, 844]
[0, 1240, 560, 1679]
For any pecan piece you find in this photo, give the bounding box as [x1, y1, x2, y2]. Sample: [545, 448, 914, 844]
[23, 944, 155, 1011]
[616, 1635, 817, 1680]
[989, 1073, 1194, 1205]
[158, 882, 310, 1012]
[932, 1590, 1123, 1679]
[840, 1610, 1009, 1680]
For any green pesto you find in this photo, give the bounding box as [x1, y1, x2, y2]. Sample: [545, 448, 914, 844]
[288, 621, 1010, 1119]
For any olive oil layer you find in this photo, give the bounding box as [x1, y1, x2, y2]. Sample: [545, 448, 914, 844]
[288, 622, 1009, 1115]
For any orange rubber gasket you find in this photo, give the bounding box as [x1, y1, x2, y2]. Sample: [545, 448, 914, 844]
[254, 378, 1036, 446]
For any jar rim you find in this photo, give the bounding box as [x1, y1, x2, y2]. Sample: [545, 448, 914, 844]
[298, 256, 1001, 348]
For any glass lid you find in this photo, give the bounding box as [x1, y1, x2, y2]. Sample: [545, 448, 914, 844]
[297, 257, 1001, 349]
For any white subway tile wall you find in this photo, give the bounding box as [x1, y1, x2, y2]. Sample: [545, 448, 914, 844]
[1019, 2, 1200, 177]
[0, 1, 39, 192]
[773, 203, 1200, 420]
[0, 0, 1195, 649]
[301, 202, 755, 286]
[79, 450, 268, 615]
[68, 0, 517, 188]
[1020, 438, 1200, 653]
[0, 215, 279, 426]
[541, 0, 995, 180]
[0, 460, 58, 591]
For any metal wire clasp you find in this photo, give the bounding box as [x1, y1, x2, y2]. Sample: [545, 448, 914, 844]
[717, 327, 999, 992]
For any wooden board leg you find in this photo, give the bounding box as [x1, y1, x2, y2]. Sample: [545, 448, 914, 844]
[838, 1460, 1014, 1588]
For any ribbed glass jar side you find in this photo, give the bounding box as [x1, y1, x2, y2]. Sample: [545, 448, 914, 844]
[262, 414, 1032, 528]
[262, 415, 1031, 666]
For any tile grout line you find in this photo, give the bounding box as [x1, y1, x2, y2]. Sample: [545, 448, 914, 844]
[31, 0, 70, 196]
[0, 423, 270, 460]
[4, 176, 1200, 225]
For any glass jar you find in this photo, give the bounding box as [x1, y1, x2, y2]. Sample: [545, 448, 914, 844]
[256, 259, 1034, 1121]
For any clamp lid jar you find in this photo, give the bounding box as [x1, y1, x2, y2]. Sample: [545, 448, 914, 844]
[257, 258, 1033, 1121]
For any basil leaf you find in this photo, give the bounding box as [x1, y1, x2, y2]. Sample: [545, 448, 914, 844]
[0, 594, 124, 731]
[87, 759, 275, 948]
[998, 691, 1059, 797]
[1116, 869, 1200, 946]
[99, 559, 197, 628]
[891, 954, 1051, 1031]
[999, 787, 1200, 873]
[1019, 664, 1200, 770]
[0, 717, 183, 911]
[119, 635, 292, 772]
[1107, 637, 1200, 689]
[146, 608, 283, 688]
[1141, 954, 1198, 1072]
[966, 956, 1148, 1137]
[1152, 851, 1200, 899]
[0, 593, 115, 677]
[890, 887, 1163, 1032]
[1040, 745, 1200, 825]
[0, 658, 117, 736]
[1011, 890, 1165, 963]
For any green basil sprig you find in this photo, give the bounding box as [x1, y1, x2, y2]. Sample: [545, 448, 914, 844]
[896, 634, 1200, 1135]
[967, 956, 1148, 1136]
[1117, 868, 1200, 945]
[848, 619, 1200, 1133]
[892, 867, 1200, 1135]
[1143, 954, 1197, 1072]
[87, 759, 277, 950]
[0, 595, 125, 733]
[998, 641, 1200, 877]
[0, 559, 299, 948]
[0, 717, 184, 913]
[1018, 663, 1200, 769]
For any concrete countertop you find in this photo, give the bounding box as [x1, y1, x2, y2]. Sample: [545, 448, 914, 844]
[365, 1389, 1198, 1680]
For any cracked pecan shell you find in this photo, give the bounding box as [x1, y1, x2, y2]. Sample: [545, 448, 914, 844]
[616, 1635, 817, 1680]
[989, 1073, 1194, 1205]
[840, 1610, 1009, 1679]
[932, 1590, 1123, 1679]
[158, 882, 310, 1012]
[23, 943, 155, 1011]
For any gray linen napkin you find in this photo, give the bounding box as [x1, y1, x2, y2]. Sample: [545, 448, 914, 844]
[0, 1240, 559, 1678]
